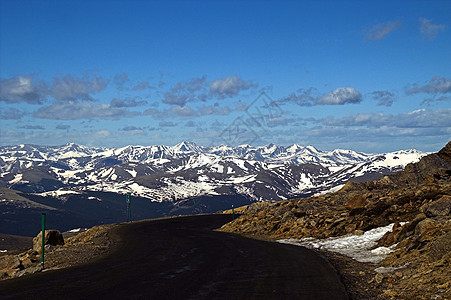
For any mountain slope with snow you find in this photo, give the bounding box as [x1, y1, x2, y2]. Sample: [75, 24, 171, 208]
[0, 142, 427, 203]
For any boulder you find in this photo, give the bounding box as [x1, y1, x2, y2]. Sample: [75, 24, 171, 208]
[423, 195, 451, 217]
[345, 195, 368, 210]
[429, 232, 451, 261]
[32, 230, 64, 253]
[414, 218, 438, 237]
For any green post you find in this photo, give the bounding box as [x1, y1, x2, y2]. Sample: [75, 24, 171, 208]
[232, 205, 235, 220]
[126, 192, 131, 222]
[41, 213, 46, 270]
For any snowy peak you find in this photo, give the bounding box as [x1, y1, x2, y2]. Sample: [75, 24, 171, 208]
[0, 142, 428, 173]
[173, 141, 203, 153]
[0, 141, 431, 205]
[369, 149, 425, 169]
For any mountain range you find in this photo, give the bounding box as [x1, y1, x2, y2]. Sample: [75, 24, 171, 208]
[0, 142, 427, 235]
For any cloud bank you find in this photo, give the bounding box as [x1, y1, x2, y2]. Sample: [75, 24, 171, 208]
[162, 75, 256, 106]
[209, 75, 256, 99]
[0, 75, 46, 104]
[34, 101, 139, 120]
[281, 87, 362, 106]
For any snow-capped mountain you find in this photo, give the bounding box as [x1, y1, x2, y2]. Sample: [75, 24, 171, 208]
[0, 141, 377, 172]
[0, 142, 429, 236]
[0, 142, 427, 202]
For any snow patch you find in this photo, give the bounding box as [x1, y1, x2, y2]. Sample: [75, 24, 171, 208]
[37, 190, 81, 197]
[126, 169, 137, 178]
[371, 150, 425, 169]
[9, 174, 28, 184]
[278, 223, 402, 263]
[226, 175, 257, 184]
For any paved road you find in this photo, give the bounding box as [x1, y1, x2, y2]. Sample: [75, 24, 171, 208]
[0, 215, 348, 299]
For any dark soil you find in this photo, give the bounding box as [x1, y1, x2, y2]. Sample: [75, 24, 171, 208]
[0, 234, 33, 252]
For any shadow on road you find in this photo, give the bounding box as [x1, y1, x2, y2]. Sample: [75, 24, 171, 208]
[0, 214, 348, 299]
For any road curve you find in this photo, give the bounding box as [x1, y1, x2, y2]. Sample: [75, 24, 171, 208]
[0, 214, 348, 299]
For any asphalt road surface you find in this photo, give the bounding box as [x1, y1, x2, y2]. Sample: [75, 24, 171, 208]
[0, 214, 348, 299]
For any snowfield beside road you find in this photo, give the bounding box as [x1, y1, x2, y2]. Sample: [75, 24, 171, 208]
[278, 223, 402, 263]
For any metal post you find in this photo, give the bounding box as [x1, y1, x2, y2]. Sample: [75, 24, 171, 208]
[232, 205, 235, 220]
[41, 213, 46, 270]
[126, 192, 131, 222]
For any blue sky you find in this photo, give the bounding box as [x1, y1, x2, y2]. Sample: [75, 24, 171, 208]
[1, 0, 450, 153]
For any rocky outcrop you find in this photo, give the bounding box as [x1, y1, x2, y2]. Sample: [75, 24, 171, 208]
[0, 250, 41, 280]
[1, 230, 64, 280]
[221, 141, 451, 299]
[423, 195, 451, 217]
[1, 224, 113, 281]
[32, 230, 64, 253]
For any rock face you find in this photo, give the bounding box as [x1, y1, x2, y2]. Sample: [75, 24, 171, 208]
[1, 229, 64, 280]
[221, 141, 451, 299]
[0, 250, 40, 280]
[32, 230, 64, 253]
[423, 195, 451, 217]
[1, 225, 112, 281]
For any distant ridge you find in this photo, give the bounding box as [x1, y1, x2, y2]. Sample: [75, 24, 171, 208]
[0, 141, 425, 172]
[0, 142, 429, 236]
[0, 142, 427, 202]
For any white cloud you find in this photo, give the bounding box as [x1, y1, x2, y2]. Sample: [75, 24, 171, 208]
[0, 107, 26, 120]
[0, 75, 47, 104]
[50, 74, 108, 101]
[114, 73, 129, 91]
[19, 125, 45, 130]
[365, 20, 401, 41]
[317, 87, 362, 105]
[170, 105, 199, 117]
[162, 76, 207, 106]
[159, 121, 177, 127]
[406, 76, 451, 95]
[110, 98, 147, 108]
[34, 101, 138, 120]
[280, 87, 362, 106]
[280, 88, 316, 106]
[132, 81, 153, 90]
[320, 109, 451, 128]
[209, 75, 256, 99]
[419, 18, 446, 40]
[369, 90, 395, 106]
[198, 104, 232, 116]
[56, 124, 71, 130]
[1, 73, 110, 104]
[185, 120, 196, 127]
